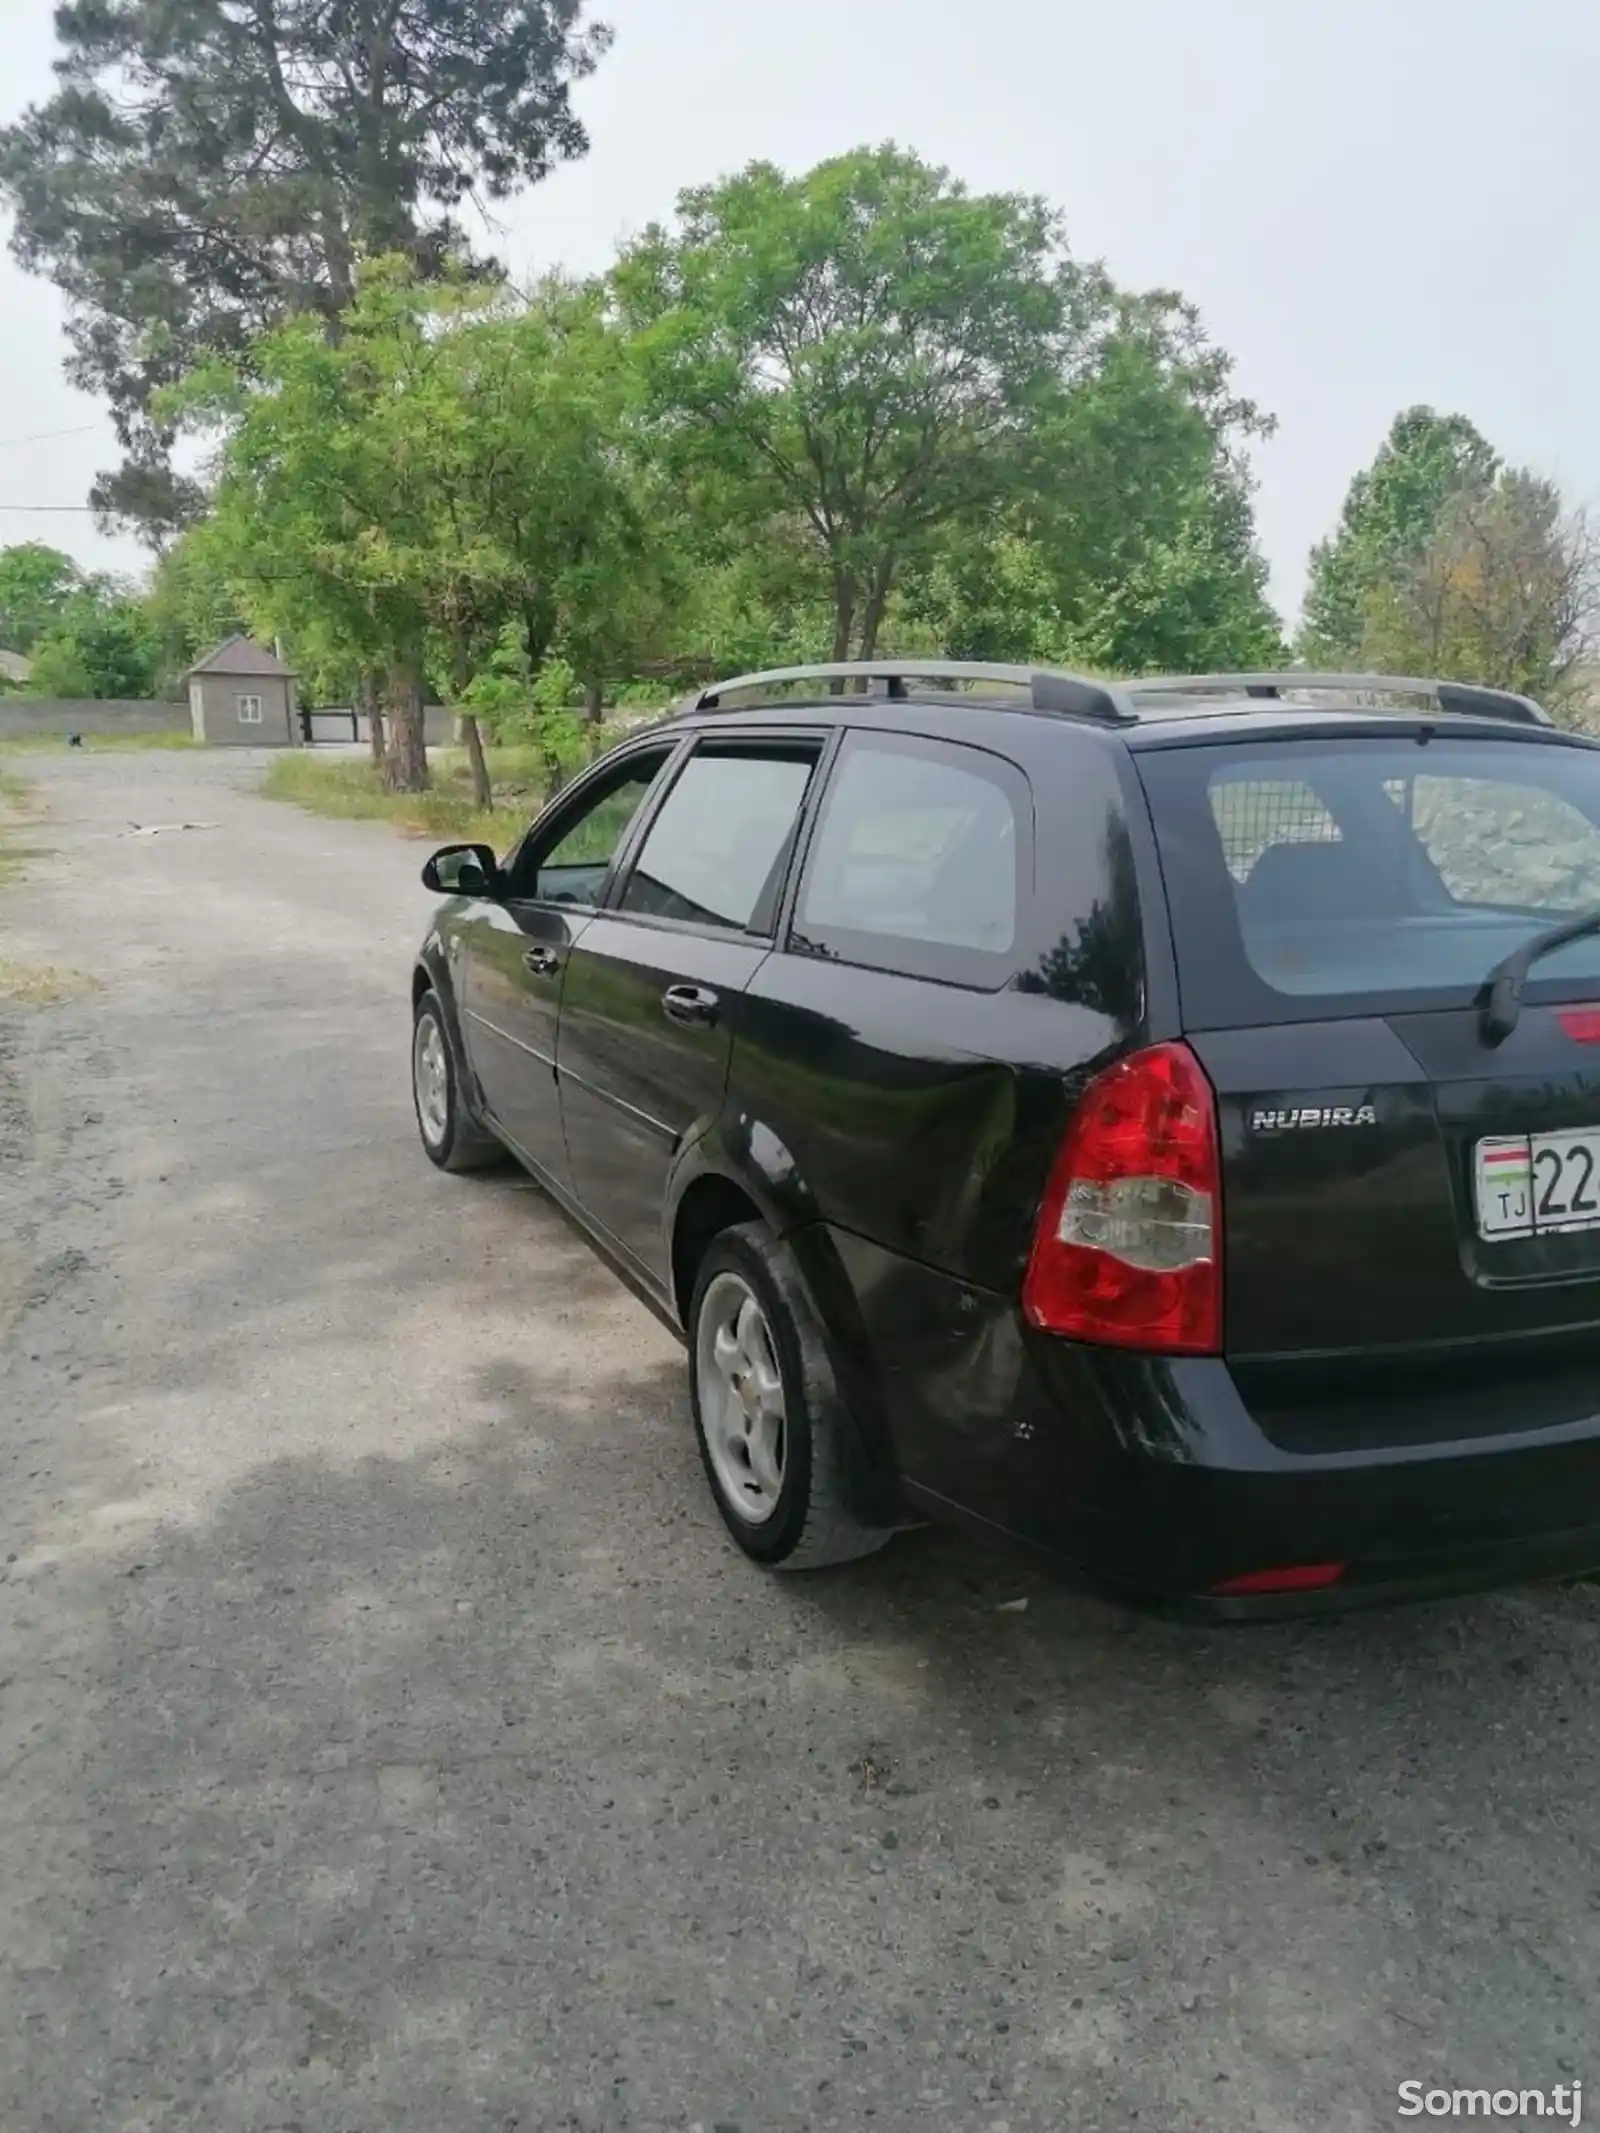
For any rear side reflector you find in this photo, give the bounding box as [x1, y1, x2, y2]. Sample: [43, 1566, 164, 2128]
[1023, 1040, 1221, 1354]
[1557, 1007, 1600, 1044]
[1211, 1562, 1347, 1597]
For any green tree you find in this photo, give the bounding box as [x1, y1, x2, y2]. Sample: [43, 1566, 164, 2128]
[171, 262, 656, 791]
[1359, 468, 1595, 710]
[0, 542, 82, 654]
[0, 0, 611, 538]
[1300, 408, 1499, 662]
[615, 146, 1070, 663]
[28, 587, 161, 698]
[905, 292, 1282, 672]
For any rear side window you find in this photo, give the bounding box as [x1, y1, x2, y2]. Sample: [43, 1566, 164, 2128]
[1139, 736, 1600, 1027]
[618, 747, 815, 933]
[792, 734, 1023, 986]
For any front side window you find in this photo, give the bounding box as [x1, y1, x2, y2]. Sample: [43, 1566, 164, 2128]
[236, 693, 263, 724]
[619, 748, 815, 932]
[512, 751, 670, 906]
[794, 736, 1023, 985]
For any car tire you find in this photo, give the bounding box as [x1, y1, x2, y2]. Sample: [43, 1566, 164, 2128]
[688, 1221, 893, 1570]
[412, 989, 504, 1173]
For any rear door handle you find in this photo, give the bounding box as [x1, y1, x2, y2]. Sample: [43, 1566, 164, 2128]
[523, 946, 563, 977]
[662, 983, 720, 1028]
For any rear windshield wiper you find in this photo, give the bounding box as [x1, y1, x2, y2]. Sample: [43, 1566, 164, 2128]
[1482, 905, 1600, 1043]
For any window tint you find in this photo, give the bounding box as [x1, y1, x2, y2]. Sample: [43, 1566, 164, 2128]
[1397, 773, 1600, 912]
[517, 753, 666, 906]
[619, 750, 814, 932]
[1138, 738, 1600, 1027]
[797, 740, 1020, 972]
[1209, 777, 1339, 883]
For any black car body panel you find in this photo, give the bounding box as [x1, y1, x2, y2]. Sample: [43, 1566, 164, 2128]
[416, 675, 1600, 1616]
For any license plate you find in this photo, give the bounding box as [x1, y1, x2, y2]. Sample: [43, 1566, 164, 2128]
[1475, 1130, 1600, 1240]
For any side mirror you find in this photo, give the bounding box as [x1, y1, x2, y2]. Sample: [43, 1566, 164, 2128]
[422, 842, 500, 898]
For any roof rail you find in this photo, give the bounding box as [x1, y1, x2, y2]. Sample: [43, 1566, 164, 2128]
[1125, 671, 1551, 729]
[686, 660, 1135, 724]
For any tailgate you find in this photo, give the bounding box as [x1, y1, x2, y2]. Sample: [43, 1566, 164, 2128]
[1192, 1010, 1600, 1363]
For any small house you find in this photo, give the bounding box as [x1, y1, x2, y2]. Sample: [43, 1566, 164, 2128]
[186, 636, 298, 746]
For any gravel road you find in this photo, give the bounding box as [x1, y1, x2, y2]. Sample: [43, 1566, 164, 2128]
[2, 749, 1598, 2133]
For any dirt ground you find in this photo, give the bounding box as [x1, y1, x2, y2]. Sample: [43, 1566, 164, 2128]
[2, 749, 1598, 2133]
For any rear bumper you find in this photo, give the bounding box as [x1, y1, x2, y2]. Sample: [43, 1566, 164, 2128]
[1023, 1343, 1600, 1616]
[829, 1228, 1600, 1617]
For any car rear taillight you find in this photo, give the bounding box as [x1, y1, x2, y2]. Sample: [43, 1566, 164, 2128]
[1557, 1006, 1600, 1044]
[1022, 1041, 1221, 1354]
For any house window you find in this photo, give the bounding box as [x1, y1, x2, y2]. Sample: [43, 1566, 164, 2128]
[236, 693, 263, 724]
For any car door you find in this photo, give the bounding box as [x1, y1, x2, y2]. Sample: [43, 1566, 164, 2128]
[556, 735, 824, 1281]
[455, 743, 680, 1187]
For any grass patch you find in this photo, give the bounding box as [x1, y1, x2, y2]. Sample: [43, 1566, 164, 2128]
[0, 957, 99, 1007]
[0, 762, 49, 883]
[0, 844, 54, 888]
[263, 745, 561, 851]
[0, 729, 196, 751]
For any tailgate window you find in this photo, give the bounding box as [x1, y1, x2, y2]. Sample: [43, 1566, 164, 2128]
[1139, 735, 1600, 1027]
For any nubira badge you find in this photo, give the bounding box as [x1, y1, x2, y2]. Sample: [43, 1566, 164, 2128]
[1250, 1103, 1378, 1132]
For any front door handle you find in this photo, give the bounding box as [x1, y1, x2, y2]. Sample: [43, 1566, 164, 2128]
[662, 983, 720, 1028]
[523, 945, 563, 977]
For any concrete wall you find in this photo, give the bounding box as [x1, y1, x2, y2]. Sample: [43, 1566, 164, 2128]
[192, 673, 297, 747]
[0, 698, 190, 740]
[306, 707, 458, 747]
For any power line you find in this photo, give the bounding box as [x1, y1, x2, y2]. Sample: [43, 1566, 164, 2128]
[0, 504, 100, 513]
[0, 422, 102, 450]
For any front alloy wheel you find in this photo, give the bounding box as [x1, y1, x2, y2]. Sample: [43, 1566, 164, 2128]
[411, 989, 503, 1173]
[413, 1011, 451, 1152]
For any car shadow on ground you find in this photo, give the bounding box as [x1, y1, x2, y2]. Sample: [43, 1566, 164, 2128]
[8, 1319, 1599, 2133]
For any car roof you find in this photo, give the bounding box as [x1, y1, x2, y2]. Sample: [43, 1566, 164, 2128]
[650, 664, 1586, 755]
[653, 690, 1597, 757]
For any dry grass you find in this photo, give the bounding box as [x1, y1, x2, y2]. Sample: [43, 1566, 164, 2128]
[0, 762, 50, 885]
[263, 745, 561, 852]
[0, 957, 99, 1007]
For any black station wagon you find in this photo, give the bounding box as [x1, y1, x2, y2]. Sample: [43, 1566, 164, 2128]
[411, 661, 1600, 1616]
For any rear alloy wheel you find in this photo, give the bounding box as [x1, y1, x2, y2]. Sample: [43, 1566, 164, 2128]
[412, 990, 504, 1173]
[697, 1271, 789, 1525]
[689, 1223, 893, 1569]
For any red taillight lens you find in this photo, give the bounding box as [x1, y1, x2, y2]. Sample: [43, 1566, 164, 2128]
[1022, 1041, 1221, 1354]
[1557, 1006, 1600, 1044]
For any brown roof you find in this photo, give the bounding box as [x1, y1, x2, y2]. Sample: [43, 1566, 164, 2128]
[186, 634, 296, 679]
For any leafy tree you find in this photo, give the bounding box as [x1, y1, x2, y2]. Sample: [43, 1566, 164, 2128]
[615, 146, 1071, 662]
[1359, 468, 1596, 710]
[906, 293, 1282, 672]
[0, 542, 83, 654]
[0, 0, 611, 537]
[170, 262, 655, 791]
[1300, 408, 1499, 662]
[28, 587, 161, 698]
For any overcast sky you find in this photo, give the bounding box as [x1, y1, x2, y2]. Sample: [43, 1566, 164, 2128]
[1, 0, 1594, 625]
